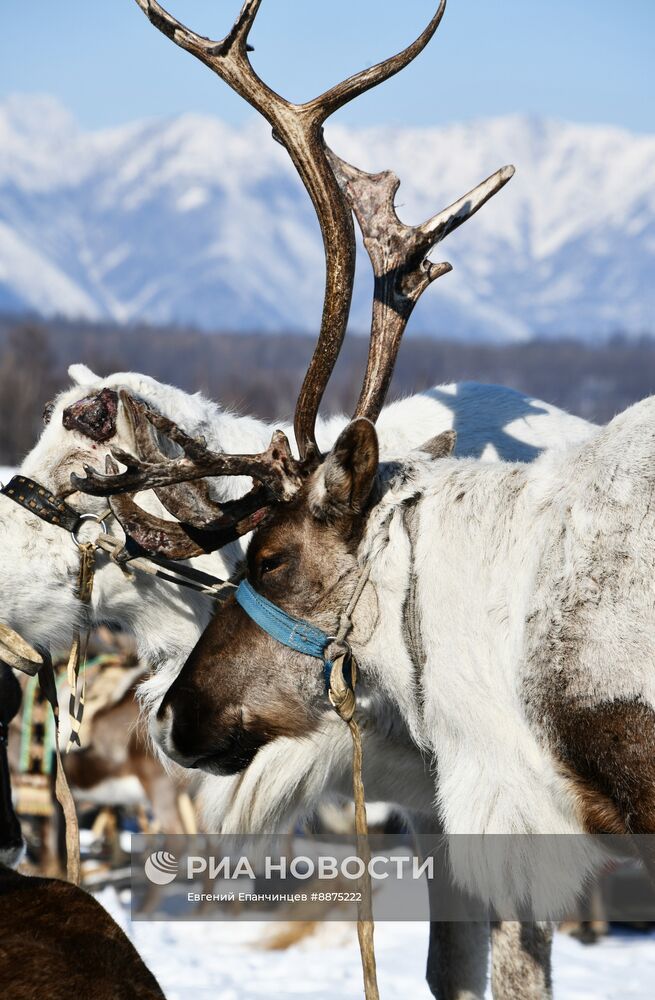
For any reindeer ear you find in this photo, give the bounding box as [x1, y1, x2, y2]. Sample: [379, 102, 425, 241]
[311, 418, 379, 521]
[62, 388, 119, 442]
[68, 364, 99, 386]
[418, 429, 456, 460]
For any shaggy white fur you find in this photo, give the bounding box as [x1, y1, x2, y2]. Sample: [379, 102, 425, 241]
[341, 401, 655, 910]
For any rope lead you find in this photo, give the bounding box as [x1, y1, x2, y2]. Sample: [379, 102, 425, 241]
[349, 715, 380, 1000]
[328, 562, 380, 1000]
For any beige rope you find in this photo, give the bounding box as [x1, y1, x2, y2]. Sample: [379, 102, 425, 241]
[65, 631, 85, 752]
[40, 540, 97, 882]
[328, 563, 379, 1000]
[38, 661, 81, 885]
[66, 542, 95, 752]
[350, 715, 380, 1000]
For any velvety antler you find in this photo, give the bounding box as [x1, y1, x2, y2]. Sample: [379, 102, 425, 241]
[108, 485, 272, 559]
[328, 152, 515, 423]
[98, 394, 276, 558]
[73, 392, 303, 501]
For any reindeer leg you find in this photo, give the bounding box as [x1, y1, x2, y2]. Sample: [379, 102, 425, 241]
[427, 921, 489, 1000]
[490, 922, 553, 1000]
[412, 825, 489, 1000]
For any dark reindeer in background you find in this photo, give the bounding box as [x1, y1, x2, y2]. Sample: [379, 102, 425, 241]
[0, 662, 165, 998]
[73, 3, 556, 999]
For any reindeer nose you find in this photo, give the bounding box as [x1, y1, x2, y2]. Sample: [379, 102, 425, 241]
[154, 698, 204, 768]
[155, 684, 265, 776]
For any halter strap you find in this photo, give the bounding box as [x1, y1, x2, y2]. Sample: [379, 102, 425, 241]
[2, 475, 234, 599]
[236, 579, 340, 689]
[236, 579, 330, 656]
[1, 476, 80, 532]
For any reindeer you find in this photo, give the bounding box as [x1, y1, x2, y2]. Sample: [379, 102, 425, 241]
[65, 2, 582, 997]
[0, 662, 165, 999]
[138, 389, 655, 904]
[61, 671, 198, 836]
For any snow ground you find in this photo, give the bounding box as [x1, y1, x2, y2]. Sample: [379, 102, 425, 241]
[97, 888, 655, 999]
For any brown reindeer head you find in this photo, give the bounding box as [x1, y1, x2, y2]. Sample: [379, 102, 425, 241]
[156, 418, 379, 773]
[154, 420, 457, 773]
[73, 0, 512, 771]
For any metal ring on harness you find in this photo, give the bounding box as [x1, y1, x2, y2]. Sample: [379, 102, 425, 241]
[71, 513, 108, 549]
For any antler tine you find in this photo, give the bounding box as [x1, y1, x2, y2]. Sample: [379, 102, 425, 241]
[73, 432, 298, 497]
[133, 0, 354, 461]
[328, 151, 515, 423]
[108, 487, 274, 560]
[306, 0, 447, 123]
[132, 0, 213, 55]
[116, 389, 244, 531]
[418, 164, 516, 245]
[103, 425, 274, 560]
[102, 453, 211, 561]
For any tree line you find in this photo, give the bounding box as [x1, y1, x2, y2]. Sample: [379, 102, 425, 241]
[0, 315, 654, 465]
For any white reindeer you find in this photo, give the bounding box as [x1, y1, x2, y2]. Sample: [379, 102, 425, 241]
[149, 396, 655, 904]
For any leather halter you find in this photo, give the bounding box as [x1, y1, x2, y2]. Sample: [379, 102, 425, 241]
[235, 578, 354, 693]
[1, 476, 81, 533]
[1, 475, 232, 598]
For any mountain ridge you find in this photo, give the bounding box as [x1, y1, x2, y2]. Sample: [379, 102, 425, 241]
[1, 94, 654, 341]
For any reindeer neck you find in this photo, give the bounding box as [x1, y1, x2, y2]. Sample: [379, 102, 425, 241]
[352, 458, 545, 748]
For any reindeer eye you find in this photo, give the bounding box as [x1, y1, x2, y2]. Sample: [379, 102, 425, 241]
[260, 554, 286, 576]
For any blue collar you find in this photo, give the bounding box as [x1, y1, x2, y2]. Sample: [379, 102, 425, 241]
[235, 579, 347, 690]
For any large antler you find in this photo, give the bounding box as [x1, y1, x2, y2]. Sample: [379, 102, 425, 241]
[328, 153, 515, 423]
[131, 0, 446, 460]
[73, 1, 515, 558]
[78, 394, 302, 500]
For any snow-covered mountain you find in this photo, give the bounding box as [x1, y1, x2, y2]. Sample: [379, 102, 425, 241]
[1, 94, 654, 341]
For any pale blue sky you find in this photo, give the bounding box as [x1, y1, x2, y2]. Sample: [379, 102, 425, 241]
[1, 0, 653, 132]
